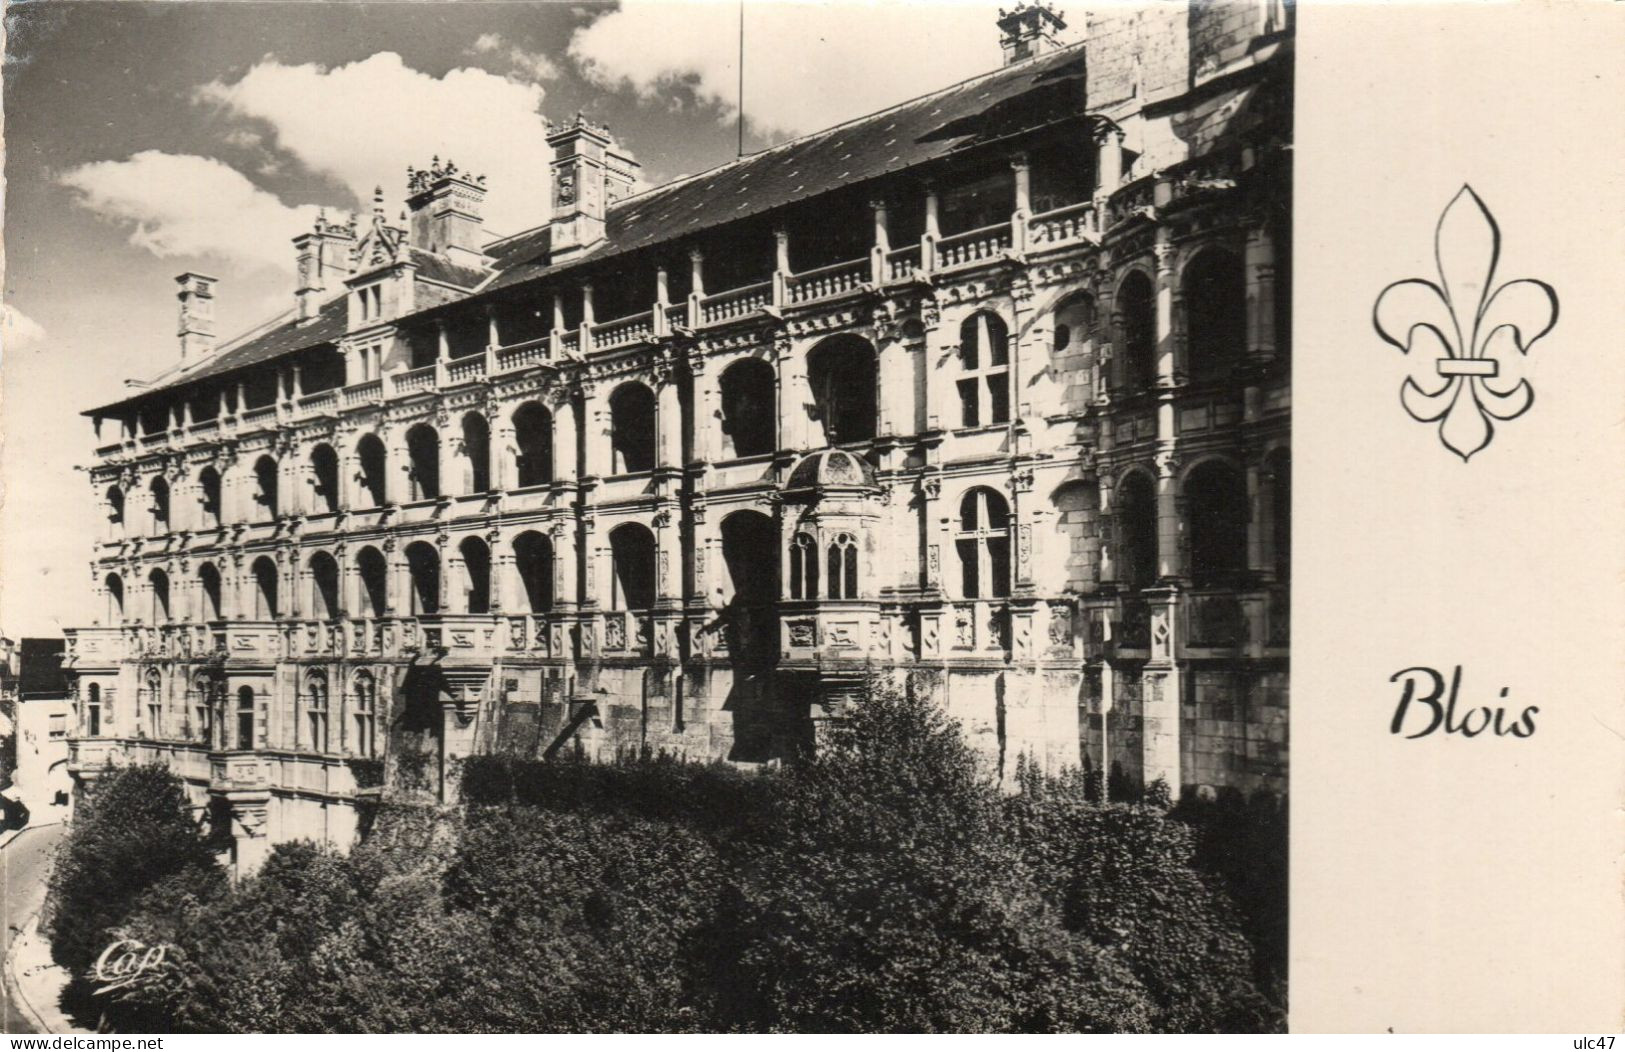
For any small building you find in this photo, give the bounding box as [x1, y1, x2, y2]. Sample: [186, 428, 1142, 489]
[6, 638, 73, 819]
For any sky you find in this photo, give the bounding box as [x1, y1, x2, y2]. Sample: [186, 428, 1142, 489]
[1, 0, 1052, 637]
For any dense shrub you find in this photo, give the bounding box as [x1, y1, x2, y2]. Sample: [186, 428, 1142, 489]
[1006, 762, 1276, 1032]
[80, 691, 1282, 1034]
[709, 687, 1155, 1032]
[46, 764, 223, 973]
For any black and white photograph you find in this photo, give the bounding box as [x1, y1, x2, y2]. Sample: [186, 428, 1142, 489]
[5, 0, 1611, 1038]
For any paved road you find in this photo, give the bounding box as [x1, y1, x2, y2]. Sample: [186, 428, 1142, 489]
[1, 825, 65, 1034]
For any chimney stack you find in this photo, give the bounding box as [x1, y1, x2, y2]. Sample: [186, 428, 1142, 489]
[293, 211, 356, 322]
[546, 114, 641, 262]
[997, 2, 1068, 66]
[405, 158, 488, 267]
[176, 272, 218, 367]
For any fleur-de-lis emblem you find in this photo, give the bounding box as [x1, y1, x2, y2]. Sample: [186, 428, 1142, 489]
[1373, 185, 1557, 461]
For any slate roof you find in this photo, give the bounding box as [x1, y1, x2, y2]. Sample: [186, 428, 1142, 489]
[409, 248, 488, 289]
[482, 43, 1091, 293]
[86, 296, 348, 416]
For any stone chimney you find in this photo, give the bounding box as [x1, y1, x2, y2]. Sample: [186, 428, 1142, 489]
[176, 272, 218, 367]
[293, 210, 356, 322]
[997, 1, 1068, 65]
[546, 114, 641, 262]
[405, 158, 488, 267]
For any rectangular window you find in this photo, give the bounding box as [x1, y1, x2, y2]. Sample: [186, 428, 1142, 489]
[48, 714, 67, 739]
[987, 373, 1010, 424]
[958, 378, 981, 428]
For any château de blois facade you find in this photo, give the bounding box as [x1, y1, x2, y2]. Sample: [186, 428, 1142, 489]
[66, 2, 1292, 871]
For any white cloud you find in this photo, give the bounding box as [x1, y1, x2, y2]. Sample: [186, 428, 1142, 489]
[196, 51, 554, 237]
[469, 32, 561, 82]
[569, 0, 1021, 139]
[2, 304, 46, 349]
[58, 151, 318, 272]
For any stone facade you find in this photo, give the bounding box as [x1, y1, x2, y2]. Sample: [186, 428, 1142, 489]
[65, 2, 1292, 871]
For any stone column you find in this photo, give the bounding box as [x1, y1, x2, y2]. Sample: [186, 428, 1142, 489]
[1246, 457, 1267, 576]
[655, 508, 680, 606]
[656, 368, 683, 470]
[385, 429, 411, 504]
[489, 403, 511, 491]
[1010, 152, 1031, 255]
[922, 301, 954, 434]
[689, 351, 719, 465]
[1246, 223, 1277, 362]
[437, 413, 460, 498]
[1096, 474, 1117, 587]
[1155, 449, 1182, 582]
[875, 331, 905, 438]
[552, 520, 578, 612]
[552, 395, 579, 484]
[385, 540, 408, 616]
[581, 383, 611, 479]
[1095, 125, 1124, 197]
[775, 335, 809, 452]
[869, 198, 890, 284]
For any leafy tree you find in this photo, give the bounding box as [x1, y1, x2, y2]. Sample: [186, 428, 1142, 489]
[709, 683, 1155, 1033]
[46, 764, 223, 973]
[1005, 761, 1277, 1032]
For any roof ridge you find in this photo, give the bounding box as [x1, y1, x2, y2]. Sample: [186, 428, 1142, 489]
[490, 41, 1086, 249]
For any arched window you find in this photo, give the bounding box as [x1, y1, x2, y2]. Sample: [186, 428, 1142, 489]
[86, 683, 102, 737]
[253, 456, 280, 520]
[609, 383, 656, 474]
[1052, 293, 1096, 355]
[304, 671, 330, 753]
[458, 536, 491, 614]
[106, 485, 125, 539]
[807, 335, 877, 445]
[719, 359, 776, 458]
[405, 541, 441, 615]
[148, 568, 171, 623]
[1185, 460, 1249, 587]
[310, 444, 340, 513]
[608, 523, 656, 610]
[149, 476, 171, 533]
[197, 467, 222, 528]
[309, 551, 340, 620]
[356, 434, 388, 508]
[461, 412, 491, 494]
[356, 546, 389, 617]
[720, 511, 777, 606]
[957, 312, 1010, 428]
[406, 425, 441, 500]
[1117, 271, 1156, 393]
[1183, 248, 1246, 382]
[350, 672, 378, 759]
[104, 574, 124, 622]
[199, 563, 223, 621]
[143, 668, 163, 739]
[788, 533, 819, 600]
[236, 686, 256, 750]
[513, 531, 554, 613]
[826, 533, 859, 600]
[251, 556, 279, 619]
[956, 488, 1012, 598]
[1117, 471, 1159, 591]
[513, 402, 554, 487]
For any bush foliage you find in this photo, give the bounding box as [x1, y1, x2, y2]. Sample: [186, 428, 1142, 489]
[77, 688, 1282, 1033]
[46, 764, 223, 974]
